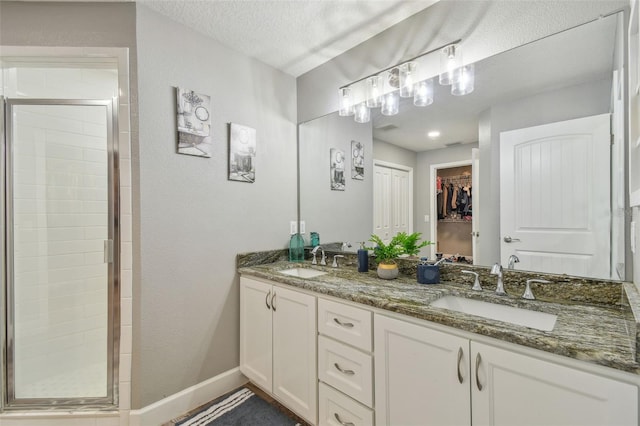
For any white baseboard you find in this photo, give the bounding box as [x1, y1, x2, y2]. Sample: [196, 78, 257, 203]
[129, 367, 247, 426]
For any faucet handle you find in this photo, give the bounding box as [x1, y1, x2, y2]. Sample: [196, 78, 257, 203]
[522, 279, 551, 300]
[462, 270, 482, 291]
[332, 255, 345, 268]
[311, 252, 318, 265]
[320, 251, 327, 266]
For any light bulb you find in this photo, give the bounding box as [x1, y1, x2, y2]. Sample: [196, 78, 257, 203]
[452, 64, 475, 96]
[338, 87, 354, 116]
[399, 62, 417, 98]
[439, 44, 462, 85]
[366, 76, 382, 108]
[381, 91, 399, 116]
[414, 79, 434, 107]
[354, 102, 371, 123]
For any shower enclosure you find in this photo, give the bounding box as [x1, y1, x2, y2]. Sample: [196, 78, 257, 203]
[1, 97, 120, 409]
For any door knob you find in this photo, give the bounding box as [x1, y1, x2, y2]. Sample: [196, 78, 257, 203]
[503, 236, 521, 243]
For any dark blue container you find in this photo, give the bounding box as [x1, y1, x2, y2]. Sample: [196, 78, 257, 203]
[417, 264, 440, 284]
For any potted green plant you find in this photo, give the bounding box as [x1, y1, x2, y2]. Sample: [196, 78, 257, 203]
[396, 232, 433, 258]
[367, 234, 405, 279]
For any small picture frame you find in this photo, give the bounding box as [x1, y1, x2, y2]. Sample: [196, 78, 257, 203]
[351, 140, 364, 180]
[176, 87, 212, 158]
[228, 123, 256, 183]
[330, 148, 345, 191]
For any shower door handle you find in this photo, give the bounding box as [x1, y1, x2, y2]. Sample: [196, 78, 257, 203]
[104, 240, 114, 263]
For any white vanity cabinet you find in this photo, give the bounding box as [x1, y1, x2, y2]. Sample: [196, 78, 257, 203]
[375, 313, 638, 426]
[471, 341, 638, 426]
[317, 298, 375, 426]
[239, 276, 317, 424]
[375, 314, 471, 426]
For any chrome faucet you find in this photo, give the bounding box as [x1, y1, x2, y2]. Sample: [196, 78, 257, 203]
[311, 245, 326, 266]
[490, 263, 507, 296]
[332, 255, 345, 268]
[462, 270, 482, 291]
[508, 254, 520, 269]
[522, 279, 551, 300]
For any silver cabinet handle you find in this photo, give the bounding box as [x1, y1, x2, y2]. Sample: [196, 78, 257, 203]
[265, 290, 271, 310]
[503, 236, 521, 243]
[475, 353, 483, 391]
[334, 363, 355, 375]
[334, 413, 355, 426]
[333, 318, 354, 328]
[457, 347, 464, 384]
[271, 292, 276, 311]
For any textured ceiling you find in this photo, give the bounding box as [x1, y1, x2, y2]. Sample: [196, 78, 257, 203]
[136, 0, 438, 76]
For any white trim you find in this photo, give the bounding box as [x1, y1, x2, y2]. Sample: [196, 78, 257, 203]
[631, 189, 640, 207]
[372, 159, 414, 234]
[429, 159, 473, 260]
[129, 368, 247, 426]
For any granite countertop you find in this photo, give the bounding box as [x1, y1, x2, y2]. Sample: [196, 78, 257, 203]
[238, 255, 640, 375]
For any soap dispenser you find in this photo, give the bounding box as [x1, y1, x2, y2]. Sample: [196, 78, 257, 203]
[289, 233, 305, 262]
[357, 242, 369, 272]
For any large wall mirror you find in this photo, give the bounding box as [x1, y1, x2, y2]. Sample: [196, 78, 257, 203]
[299, 12, 627, 281]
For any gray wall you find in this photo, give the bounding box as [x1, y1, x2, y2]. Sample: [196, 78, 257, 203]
[476, 78, 612, 265]
[299, 113, 373, 246]
[297, 0, 627, 123]
[134, 5, 297, 407]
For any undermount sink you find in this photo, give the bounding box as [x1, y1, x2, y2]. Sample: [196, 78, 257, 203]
[430, 295, 557, 332]
[279, 268, 327, 279]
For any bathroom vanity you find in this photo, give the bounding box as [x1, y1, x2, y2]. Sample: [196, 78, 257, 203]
[238, 256, 640, 426]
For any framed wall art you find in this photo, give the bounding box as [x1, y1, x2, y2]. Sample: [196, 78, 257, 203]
[351, 140, 364, 180]
[330, 148, 345, 191]
[228, 123, 256, 182]
[176, 87, 212, 157]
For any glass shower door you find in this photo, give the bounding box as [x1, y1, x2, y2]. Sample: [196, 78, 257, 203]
[3, 99, 118, 407]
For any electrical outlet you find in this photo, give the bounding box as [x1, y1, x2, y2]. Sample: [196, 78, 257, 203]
[300, 220, 306, 234]
[290, 221, 297, 235]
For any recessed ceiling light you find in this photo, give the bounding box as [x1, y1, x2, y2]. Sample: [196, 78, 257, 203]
[428, 131, 441, 139]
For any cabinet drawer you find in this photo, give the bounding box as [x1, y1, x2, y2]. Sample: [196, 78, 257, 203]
[319, 382, 374, 426]
[318, 298, 372, 352]
[318, 335, 373, 407]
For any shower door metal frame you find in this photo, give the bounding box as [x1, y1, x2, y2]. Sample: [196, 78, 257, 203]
[2, 98, 120, 410]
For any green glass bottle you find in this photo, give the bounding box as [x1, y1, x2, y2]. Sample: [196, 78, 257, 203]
[289, 233, 305, 262]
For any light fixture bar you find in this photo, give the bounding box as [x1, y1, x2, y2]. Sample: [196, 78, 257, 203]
[338, 39, 462, 90]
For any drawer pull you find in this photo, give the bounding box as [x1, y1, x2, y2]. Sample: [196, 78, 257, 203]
[333, 317, 355, 328]
[334, 413, 355, 426]
[475, 353, 483, 391]
[457, 347, 464, 384]
[334, 362, 355, 375]
[265, 290, 271, 310]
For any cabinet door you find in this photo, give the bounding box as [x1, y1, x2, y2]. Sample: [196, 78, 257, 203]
[272, 285, 317, 424]
[239, 277, 273, 391]
[375, 314, 471, 426]
[471, 341, 638, 426]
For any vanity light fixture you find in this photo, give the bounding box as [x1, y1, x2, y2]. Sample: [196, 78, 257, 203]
[337, 39, 473, 123]
[439, 44, 462, 85]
